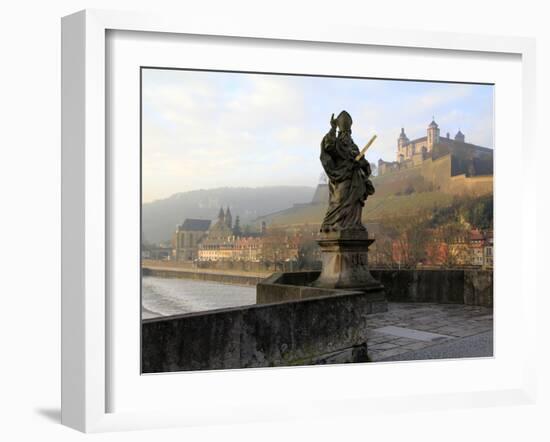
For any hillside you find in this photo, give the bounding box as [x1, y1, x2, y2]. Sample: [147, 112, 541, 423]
[255, 190, 456, 226]
[142, 186, 315, 243]
[255, 160, 493, 228]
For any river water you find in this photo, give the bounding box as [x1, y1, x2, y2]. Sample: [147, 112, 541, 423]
[141, 276, 257, 319]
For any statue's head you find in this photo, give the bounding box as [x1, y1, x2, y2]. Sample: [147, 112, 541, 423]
[336, 110, 353, 133]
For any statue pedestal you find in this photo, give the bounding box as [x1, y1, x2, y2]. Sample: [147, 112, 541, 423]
[312, 230, 384, 292]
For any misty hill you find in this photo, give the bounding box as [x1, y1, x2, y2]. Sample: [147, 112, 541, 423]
[142, 186, 316, 243]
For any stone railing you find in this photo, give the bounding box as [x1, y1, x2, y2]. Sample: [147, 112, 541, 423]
[370, 269, 493, 307]
[142, 266, 264, 286]
[142, 290, 372, 373]
[257, 269, 492, 308]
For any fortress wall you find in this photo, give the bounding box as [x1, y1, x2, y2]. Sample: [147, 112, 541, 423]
[420, 155, 452, 192]
[372, 165, 427, 196]
[336, 151, 491, 201]
[376, 154, 493, 198]
[448, 174, 493, 196]
[373, 155, 453, 196]
[412, 154, 424, 166]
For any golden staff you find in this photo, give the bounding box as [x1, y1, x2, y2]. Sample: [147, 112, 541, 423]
[355, 134, 377, 161]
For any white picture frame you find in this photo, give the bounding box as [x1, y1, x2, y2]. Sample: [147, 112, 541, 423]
[61, 9, 537, 433]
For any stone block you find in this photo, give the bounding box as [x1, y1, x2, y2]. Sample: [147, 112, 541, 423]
[312, 232, 382, 290]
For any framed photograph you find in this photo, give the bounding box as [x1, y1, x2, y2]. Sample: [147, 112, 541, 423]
[61, 9, 537, 432]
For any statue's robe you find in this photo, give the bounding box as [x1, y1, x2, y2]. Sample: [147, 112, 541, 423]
[320, 129, 374, 232]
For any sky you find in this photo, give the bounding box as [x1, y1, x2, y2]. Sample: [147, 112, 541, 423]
[142, 68, 494, 203]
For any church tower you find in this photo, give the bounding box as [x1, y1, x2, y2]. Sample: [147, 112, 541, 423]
[217, 207, 225, 225]
[427, 118, 440, 151]
[225, 207, 233, 229]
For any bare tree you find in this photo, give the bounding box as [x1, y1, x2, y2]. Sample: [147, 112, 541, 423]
[437, 223, 471, 268]
[260, 227, 291, 269]
[381, 214, 430, 268]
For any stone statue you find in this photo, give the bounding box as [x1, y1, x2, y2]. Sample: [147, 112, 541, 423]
[311, 110, 384, 296]
[320, 111, 375, 233]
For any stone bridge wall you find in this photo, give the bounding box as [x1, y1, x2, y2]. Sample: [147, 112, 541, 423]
[257, 269, 492, 308]
[370, 269, 493, 307]
[142, 267, 263, 286]
[142, 290, 371, 373]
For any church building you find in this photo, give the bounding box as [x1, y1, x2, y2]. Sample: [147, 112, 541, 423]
[172, 218, 211, 261]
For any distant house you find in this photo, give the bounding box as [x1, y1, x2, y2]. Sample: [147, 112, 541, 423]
[172, 218, 211, 261]
[483, 232, 494, 269]
[469, 229, 485, 267]
[198, 236, 263, 262]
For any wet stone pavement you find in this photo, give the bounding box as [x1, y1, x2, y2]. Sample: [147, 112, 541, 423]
[367, 303, 493, 362]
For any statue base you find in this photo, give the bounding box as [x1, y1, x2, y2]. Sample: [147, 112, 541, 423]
[312, 229, 384, 291]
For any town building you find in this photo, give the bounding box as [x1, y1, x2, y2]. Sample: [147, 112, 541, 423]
[197, 207, 264, 262]
[469, 229, 485, 267]
[483, 232, 494, 269]
[198, 236, 263, 262]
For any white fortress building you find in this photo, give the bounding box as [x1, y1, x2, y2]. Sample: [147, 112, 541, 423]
[378, 119, 493, 177]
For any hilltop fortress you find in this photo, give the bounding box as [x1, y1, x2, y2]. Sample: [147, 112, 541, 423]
[250, 118, 494, 228]
[375, 119, 493, 196]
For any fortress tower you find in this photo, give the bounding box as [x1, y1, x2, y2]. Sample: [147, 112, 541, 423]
[427, 119, 440, 150]
[397, 128, 409, 162]
[377, 117, 493, 182]
[455, 129, 465, 143]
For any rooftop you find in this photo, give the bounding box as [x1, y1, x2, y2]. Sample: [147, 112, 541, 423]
[179, 218, 212, 231]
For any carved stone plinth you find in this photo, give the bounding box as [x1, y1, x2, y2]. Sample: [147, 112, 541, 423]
[312, 230, 383, 291]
